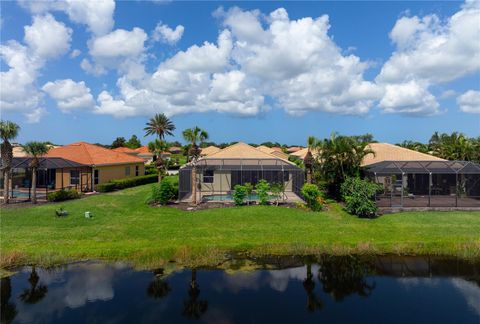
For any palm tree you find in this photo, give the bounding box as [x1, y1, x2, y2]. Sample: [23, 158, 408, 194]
[19, 266, 48, 304]
[1, 277, 17, 324]
[304, 136, 317, 184]
[147, 269, 171, 299]
[318, 133, 374, 197]
[148, 139, 169, 183]
[182, 127, 209, 204]
[22, 141, 49, 204]
[144, 113, 176, 183]
[303, 263, 323, 312]
[0, 120, 20, 204]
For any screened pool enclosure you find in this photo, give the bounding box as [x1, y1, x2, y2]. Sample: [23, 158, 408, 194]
[365, 161, 480, 208]
[179, 158, 305, 202]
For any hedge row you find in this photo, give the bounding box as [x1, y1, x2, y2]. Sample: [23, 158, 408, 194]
[96, 174, 158, 192]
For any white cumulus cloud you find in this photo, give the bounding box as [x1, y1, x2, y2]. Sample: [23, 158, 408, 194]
[42, 79, 95, 112]
[152, 22, 184, 44]
[457, 90, 480, 113]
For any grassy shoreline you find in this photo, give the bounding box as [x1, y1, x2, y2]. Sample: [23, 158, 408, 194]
[1, 184, 480, 270]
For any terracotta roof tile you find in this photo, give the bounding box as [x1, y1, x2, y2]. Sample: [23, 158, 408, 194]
[200, 145, 221, 156]
[362, 143, 445, 166]
[46, 142, 144, 166]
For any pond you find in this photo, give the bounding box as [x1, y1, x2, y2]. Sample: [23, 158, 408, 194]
[1, 255, 479, 323]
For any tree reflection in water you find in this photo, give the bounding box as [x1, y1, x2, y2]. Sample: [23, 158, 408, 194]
[147, 268, 171, 299]
[318, 255, 375, 302]
[303, 263, 323, 312]
[19, 266, 48, 304]
[1, 277, 17, 324]
[182, 269, 208, 319]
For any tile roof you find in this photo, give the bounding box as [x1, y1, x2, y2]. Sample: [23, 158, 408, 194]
[134, 146, 151, 154]
[204, 142, 292, 163]
[290, 147, 320, 160]
[362, 143, 445, 166]
[46, 142, 144, 166]
[287, 146, 303, 153]
[200, 145, 221, 156]
[256, 145, 289, 160]
[112, 147, 137, 154]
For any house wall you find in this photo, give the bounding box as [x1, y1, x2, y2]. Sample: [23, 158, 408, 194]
[54, 167, 92, 191]
[96, 163, 145, 184]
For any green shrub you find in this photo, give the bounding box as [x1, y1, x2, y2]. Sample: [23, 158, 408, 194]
[255, 180, 270, 205]
[233, 185, 247, 206]
[96, 182, 117, 193]
[301, 183, 323, 211]
[145, 164, 157, 175]
[147, 179, 175, 205]
[244, 182, 254, 205]
[96, 174, 158, 192]
[47, 189, 81, 202]
[340, 177, 381, 218]
[270, 182, 284, 206]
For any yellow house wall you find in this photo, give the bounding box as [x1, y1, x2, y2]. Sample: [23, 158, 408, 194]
[96, 163, 145, 185]
[55, 167, 92, 191]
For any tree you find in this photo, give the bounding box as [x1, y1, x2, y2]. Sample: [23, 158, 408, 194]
[111, 137, 126, 148]
[148, 139, 169, 183]
[19, 267, 48, 304]
[303, 263, 323, 312]
[144, 113, 176, 139]
[318, 133, 375, 197]
[304, 136, 317, 184]
[1, 277, 17, 324]
[144, 113, 176, 183]
[22, 142, 49, 204]
[0, 120, 20, 204]
[429, 132, 475, 161]
[182, 127, 209, 204]
[125, 135, 141, 149]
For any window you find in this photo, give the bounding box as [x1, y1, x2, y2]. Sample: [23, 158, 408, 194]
[135, 165, 139, 176]
[125, 166, 130, 176]
[203, 170, 214, 183]
[70, 170, 80, 185]
[94, 170, 99, 185]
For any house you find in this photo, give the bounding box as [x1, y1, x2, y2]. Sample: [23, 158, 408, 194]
[179, 142, 304, 202]
[169, 146, 182, 154]
[133, 146, 155, 163]
[362, 143, 480, 209]
[200, 145, 221, 156]
[46, 142, 145, 191]
[112, 147, 138, 155]
[287, 146, 303, 153]
[256, 145, 289, 160]
[290, 147, 320, 160]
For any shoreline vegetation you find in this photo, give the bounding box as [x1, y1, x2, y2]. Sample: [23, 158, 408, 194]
[1, 183, 480, 271]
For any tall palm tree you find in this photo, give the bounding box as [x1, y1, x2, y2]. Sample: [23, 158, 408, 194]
[303, 263, 323, 312]
[0, 120, 20, 204]
[22, 141, 49, 204]
[182, 269, 208, 320]
[182, 127, 209, 204]
[144, 113, 176, 183]
[304, 136, 317, 184]
[147, 269, 171, 299]
[148, 139, 170, 183]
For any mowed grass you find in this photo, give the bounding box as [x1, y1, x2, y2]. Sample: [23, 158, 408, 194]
[1, 183, 480, 269]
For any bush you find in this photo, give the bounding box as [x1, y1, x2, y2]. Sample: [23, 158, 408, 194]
[96, 174, 158, 192]
[147, 179, 175, 205]
[96, 182, 117, 193]
[47, 189, 81, 202]
[340, 177, 381, 218]
[233, 185, 247, 206]
[301, 183, 323, 211]
[244, 182, 254, 205]
[145, 164, 157, 175]
[255, 180, 270, 205]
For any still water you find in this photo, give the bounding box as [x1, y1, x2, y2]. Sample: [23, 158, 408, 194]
[1, 256, 479, 324]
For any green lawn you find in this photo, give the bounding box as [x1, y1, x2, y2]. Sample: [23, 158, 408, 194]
[1, 183, 480, 269]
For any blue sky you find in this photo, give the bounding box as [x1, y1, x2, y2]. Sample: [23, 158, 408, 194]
[1, 1, 479, 146]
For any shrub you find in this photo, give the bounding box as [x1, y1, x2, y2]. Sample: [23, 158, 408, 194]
[255, 180, 270, 205]
[340, 177, 381, 218]
[47, 189, 81, 202]
[147, 179, 175, 205]
[244, 182, 254, 205]
[301, 183, 323, 211]
[96, 174, 158, 192]
[145, 164, 157, 175]
[233, 185, 247, 206]
[270, 182, 284, 206]
[96, 182, 117, 193]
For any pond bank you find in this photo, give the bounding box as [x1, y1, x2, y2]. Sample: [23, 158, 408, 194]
[1, 184, 480, 270]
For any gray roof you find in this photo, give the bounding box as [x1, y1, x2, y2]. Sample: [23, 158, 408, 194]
[365, 160, 480, 174]
[10, 157, 88, 169]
